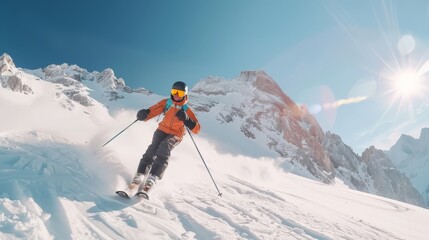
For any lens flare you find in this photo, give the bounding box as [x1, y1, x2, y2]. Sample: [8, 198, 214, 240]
[323, 96, 368, 109]
[308, 96, 368, 115]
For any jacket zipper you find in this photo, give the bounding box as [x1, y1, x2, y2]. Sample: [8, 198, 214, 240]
[168, 104, 179, 133]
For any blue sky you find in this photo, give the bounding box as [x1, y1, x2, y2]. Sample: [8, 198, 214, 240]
[2, 0, 429, 153]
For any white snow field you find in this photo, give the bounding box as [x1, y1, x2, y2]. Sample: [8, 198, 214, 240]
[1, 116, 429, 240]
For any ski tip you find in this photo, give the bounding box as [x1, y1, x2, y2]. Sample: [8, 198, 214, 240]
[136, 192, 149, 200]
[116, 191, 131, 199]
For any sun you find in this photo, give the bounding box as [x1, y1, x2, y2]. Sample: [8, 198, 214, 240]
[379, 64, 428, 117]
[392, 69, 422, 98]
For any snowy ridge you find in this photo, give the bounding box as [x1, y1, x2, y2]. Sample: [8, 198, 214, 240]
[362, 146, 424, 206]
[21, 57, 154, 114]
[191, 71, 334, 183]
[324, 132, 424, 207]
[191, 71, 423, 206]
[387, 128, 429, 206]
[0, 54, 33, 95]
[323, 132, 372, 192]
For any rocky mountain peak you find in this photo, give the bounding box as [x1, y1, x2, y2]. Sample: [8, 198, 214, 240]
[239, 70, 295, 107]
[420, 128, 429, 142]
[0, 53, 16, 73]
[387, 127, 429, 207]
[0, 53, 33, 94]
[43, 63, 88, 82]
[362, 146, 391, 165]
[397, 134, 416, 145]
[394, 128, 429, 149]
[363, 145, 424, 206]
[192, 71, 334, 182]
[238, 70, 272, 84]
[323, 131, 370, 191]
[97, 68, 115, 88]
[96, 68, 133, 97]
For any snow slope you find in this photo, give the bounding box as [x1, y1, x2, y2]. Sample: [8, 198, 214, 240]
[1, 89, 429, 240]
[1, 126, 429, 240]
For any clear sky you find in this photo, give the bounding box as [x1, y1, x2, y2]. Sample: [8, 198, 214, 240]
[2, 0, 429, 153]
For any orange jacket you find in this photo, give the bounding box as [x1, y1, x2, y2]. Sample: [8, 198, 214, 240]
[144, 96, 200, 137]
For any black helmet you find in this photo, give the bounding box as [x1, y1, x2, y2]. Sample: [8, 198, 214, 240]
[171, 81, 188, 95]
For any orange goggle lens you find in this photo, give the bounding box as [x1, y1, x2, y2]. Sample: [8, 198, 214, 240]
[171, 89, 186, 97]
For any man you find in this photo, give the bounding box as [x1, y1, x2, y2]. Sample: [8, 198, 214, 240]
[129, 81, 200, 198]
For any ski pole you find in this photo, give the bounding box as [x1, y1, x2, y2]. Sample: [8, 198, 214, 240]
[98, 119, 138, 151]
[186, 127, 223, 197]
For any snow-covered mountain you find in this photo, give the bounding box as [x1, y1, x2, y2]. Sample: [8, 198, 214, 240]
[1, 53, 425, 206]
[189, 71, 334, 183]
[0, 54, 33, 95]
[386, 128, 429, 206]
[2, 52, 429, 239]
[362, 146, 424, 206]
[189, 70, 424, 207]
[324, 132, 424, 207]
[5, 52, 429, 206]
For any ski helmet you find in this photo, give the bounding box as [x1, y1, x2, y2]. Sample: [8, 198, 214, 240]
[171, 81, 188, 96]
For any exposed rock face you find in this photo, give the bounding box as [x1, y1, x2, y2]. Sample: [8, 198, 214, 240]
[4, 75, 34, 94]
[324, 132, 371, 192]
[42, 63, 150, 107]
[1, 53, 151, 110]
[324, 132, 424, 207]
[42, 64, 94, 108]
[192, 70, 334, 183]
[386, 128, 429, 207]
[0, 53, 33, 94]
[0, 53, 15, 73]
[96, 68, 129, 101]
[363, 146, 424, 206]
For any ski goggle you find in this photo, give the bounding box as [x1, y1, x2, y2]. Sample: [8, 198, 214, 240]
[171, 89, 187, 97]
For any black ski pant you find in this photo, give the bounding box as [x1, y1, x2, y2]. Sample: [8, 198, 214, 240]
[137, 129, 182, 179]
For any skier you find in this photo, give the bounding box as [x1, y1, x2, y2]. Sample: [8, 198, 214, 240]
[127, 81, 200, 198]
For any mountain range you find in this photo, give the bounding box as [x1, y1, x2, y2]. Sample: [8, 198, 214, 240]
[1, 52, 429, 239]
[1, 53, 426, 208]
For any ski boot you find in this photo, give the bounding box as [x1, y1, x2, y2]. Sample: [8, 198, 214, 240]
[116, 173, 144, 198]
[136, 174, 158, 200]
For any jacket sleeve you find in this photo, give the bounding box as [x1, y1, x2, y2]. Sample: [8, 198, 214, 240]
[144, 99, 168, 121]
[186, 108, 200, 134]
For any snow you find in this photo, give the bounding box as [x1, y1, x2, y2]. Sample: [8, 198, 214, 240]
[2, 59, 429, 239]
[3, 133, 429, 240]
[1, 101, 429, 240]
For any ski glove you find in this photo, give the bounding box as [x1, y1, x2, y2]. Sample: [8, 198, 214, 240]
[184, 118, 197, 130]
[175, 109, 189, 121]
[176, 109, 196, 130]
[137, 109, 150, 121]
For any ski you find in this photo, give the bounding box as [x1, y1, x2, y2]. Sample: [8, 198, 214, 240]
[135, 182, 150, 200]
[115, 183, 151, 199]
[136, 191, 149, 200]
[116, 175, 155, 200]
[115, 190, 132, 199]
[116, 182, 140, 199]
